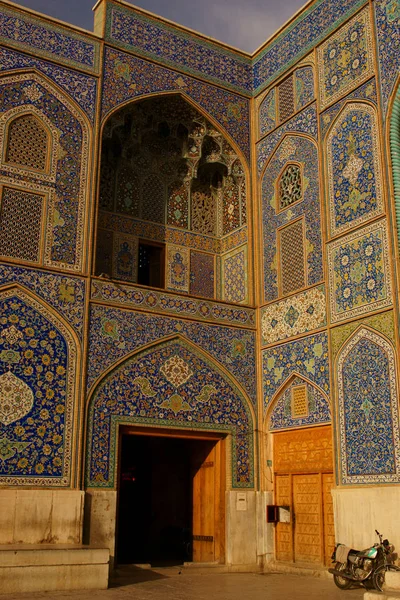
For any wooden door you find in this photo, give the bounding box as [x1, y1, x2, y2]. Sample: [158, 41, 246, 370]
[293, 474, 322, 564]
[323, 473, 335, 565]
[275, 474, 293, 562]
[192, 440, 225, 563]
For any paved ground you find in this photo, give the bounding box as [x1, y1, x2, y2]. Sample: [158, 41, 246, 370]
[1, 567, 367, 600]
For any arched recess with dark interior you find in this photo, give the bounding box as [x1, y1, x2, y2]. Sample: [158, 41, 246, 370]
[95, 94, 249, 302]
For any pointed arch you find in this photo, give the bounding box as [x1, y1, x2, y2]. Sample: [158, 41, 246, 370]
[0, 284, 79, 487]
[336, 325, 400, 484]
[85, 335, 255, 490]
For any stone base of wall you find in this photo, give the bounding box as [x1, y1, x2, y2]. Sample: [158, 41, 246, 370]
[0, 545, 109, 594]
[0, 489, 84, 544]
[332, 486, 400, 551]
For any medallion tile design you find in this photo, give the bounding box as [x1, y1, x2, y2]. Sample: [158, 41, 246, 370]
[86, 338, 254, 488]
[102, 47, 250, 162]
[269, 375, 331, 430]
[253, 0, 365, 93]
[374, 0, 400, 114]
[0, 264, 85, 338]
[257, 104, 318, 174]
[317, 7, 374, 110]
[320, 79, 377, 138]
[262, 135, 323, 302]
[190, 251, 214, 299]
[88, 304, 257, 406]
[0, 287, 77, 486]
[327, 220, 393, 323]
[222, 246, 247, 304]
[112, 234, 138, 283]
[337, 327, 400, 484]
[261, 286, 326, 345]
[0, 5, 100, 73]
[91, 280, 255, 327]
[167, 245, 190, 292]
[0, 46, 97, 122]
[105, 3, 252, 95]
[0, 73, 89, 272]
[327, 103, 384, 236]
[262, 332, 330, 410]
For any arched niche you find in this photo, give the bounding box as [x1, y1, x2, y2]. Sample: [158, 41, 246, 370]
[95, 94, 249, 302]
[336, 326, 400, 485]
[0, 285, 78, 487]
[85, 337, 255, 489]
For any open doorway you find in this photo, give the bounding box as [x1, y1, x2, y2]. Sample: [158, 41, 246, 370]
[116, 428, 225, 566]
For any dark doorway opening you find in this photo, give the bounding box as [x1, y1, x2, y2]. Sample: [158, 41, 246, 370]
[116, 432, 217, 566]
[137, 241, 165, 288]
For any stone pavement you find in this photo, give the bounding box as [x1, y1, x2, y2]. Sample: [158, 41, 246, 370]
[0, 567, 366, 600]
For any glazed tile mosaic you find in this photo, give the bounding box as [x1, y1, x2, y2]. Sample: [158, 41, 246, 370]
[320, 79, 377, 138]
[222, 247, 248, 304]
[261, 286, 326, 345]
[0, 46, 97, 122]
[330, 310, 396, 358]
[261, 135, 323, 302]
[262, 332, 330, 411]
[0, 287, 76, 486]
[105, 2, 251, 95]
[268, 375, 331, 431]
[252, 0, 365, 94]
[189, 251, 215, 299]
[374, 0, 400, 114]
[0, 5, 100, 73]
[257, 105, 318, 174]
[86, 338, 254, 488]
[326, 102, 384, 237]
[102, 47, 251, 162]
[167, 245, 190, 293]
[0, 73, 89, 272]
[91, 280, 255, 327]
[327, 220, 393, 323]
[88, 304, 257, 406]
[337, 327, 400, 484]
[317, 8, 374, 110]
[0, 264, 85, 338]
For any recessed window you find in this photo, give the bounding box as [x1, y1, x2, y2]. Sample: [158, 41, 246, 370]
[291, 384, 309, 418]
[279, 219, 306, 296]
[6, 114, 49, 172]
[138, 241, 165, 288]
[278, 163, 302, 211]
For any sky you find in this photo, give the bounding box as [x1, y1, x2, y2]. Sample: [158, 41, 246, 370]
[12, 0, 308, 53]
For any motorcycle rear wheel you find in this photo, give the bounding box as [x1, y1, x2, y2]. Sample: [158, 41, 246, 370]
[333, 562, 352, 590]
[373, 566, 386, 592]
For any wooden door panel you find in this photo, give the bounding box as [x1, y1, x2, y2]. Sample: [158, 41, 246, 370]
[293, 474, 322, 564]
[192, 444, 216, 562]
[275, 474, 293, 562]
[323, 473, 335, 566]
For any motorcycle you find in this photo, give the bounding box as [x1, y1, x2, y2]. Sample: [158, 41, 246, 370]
[329, 530, 400, 591]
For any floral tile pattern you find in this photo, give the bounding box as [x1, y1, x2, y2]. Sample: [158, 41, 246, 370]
[337, 327, 400, 483]
[257, 104, 318, 174]
[261, 286, 326, 345]
[317, 8, 374, 110]
[259, 89, 276, 138]
[105, 3, 252, 95]
[0, 5, 100, 73]
[167, 245, 190, 292]
[102, 47, 250, 162]
[261, 135, 323, 302]
[262, 332, 330, 412]
[0, 46, 97, 122]
[86, 338, 254, 488]
[326, 102, 384, 237]
[190, 251, 215, 299]
[91, 279, 255, 327]
[327, 220, 393, 323]
[295, 66, 315, 110]
[0, 264, 85, 338]
[88, 304, 257, 406]
[0, 287, 77, 486]
[222, 246, 247, 304]
[269, 375, 331, 430]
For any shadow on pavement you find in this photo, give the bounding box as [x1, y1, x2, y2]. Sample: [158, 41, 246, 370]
[110, 565, 170, 588]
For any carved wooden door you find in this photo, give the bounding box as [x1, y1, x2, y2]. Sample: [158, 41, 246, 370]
[275, 474, 293, 561]
[322, 473, 335, 565]
[293, 474, 322, 564]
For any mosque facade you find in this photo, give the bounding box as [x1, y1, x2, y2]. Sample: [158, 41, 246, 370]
[0, 0, 399, 574]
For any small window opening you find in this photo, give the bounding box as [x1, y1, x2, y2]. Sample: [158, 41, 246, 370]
[158, 122, 170, 138]
[138, 241, 165, 288]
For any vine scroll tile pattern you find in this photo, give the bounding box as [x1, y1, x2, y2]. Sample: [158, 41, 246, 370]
[86, 339, 254, 488]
